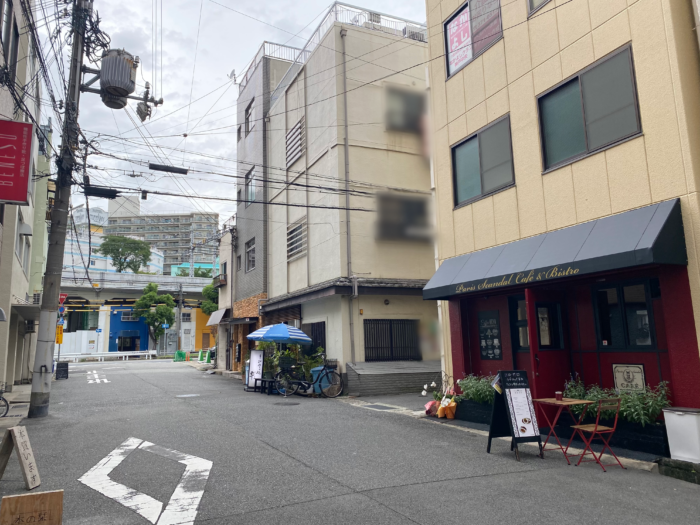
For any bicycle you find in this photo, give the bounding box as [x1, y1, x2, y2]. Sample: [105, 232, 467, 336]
[0, 382, 8, 418]
[275, 352, 344, 398]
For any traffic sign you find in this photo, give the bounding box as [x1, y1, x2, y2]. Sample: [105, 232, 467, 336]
[162, 324, 169, 329]
[96, 329, 102, 333]
[58, 306, 65, 315]
[59, 293, 68, 305]
[55, 325, 63, 344]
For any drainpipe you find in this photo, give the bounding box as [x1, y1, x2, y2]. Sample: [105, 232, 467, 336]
[340, 28, 356, 365]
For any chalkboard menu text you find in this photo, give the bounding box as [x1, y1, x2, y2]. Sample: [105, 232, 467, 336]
[478, 311, 502, 360]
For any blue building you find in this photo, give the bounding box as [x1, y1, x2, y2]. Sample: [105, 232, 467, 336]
[108, 307, 151, 352]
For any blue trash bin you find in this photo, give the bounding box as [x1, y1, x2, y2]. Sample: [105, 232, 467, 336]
[311, 366, 330, 394]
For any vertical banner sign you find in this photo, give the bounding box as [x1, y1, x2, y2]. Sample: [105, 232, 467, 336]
[0, 120, 34, 205]
[247, 349, 264, 390]
[446, 4, 472, 76]
[55, 325, 63, 344]
[487, 370, 542, 461]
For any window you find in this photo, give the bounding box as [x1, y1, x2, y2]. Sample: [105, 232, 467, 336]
[535, 303, 563, 349]
[237, 126, 242, 142]
[528, 0, 552, 14]
[121, 312, 137, 321]
[245, 238, 255, 272]
[244, 168, 255, 207]
[594, 280, 657, 350]
[245, 99, 255, 135]
[377, 193, 430, 241]
[221, 261, 227, 276]
[286, 117, 305, 166]
[237, 254, 242, 271]
[287, 220, 307, 260]
[444, 0, 503, 78]
[22, 238, 30, 274]
[538, 46, 640, 171]
[452, 116, 514, 207]
[181, 312, 191, 322]
[508, 297, 529, 352]
[386, 87, 425, 133]
[15, 209, 23, 259]
[90, 260, 95, 266]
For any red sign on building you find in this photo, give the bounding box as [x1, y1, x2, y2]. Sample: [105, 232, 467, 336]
[0, 119, 35, 205]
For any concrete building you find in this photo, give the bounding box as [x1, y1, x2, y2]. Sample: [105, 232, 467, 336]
[216, 42, 300, 372]
[105, 196, 219, 275]
[424, 0, 700, 407]
[0, 0, 45, 391]
[263, 3, 440, 393]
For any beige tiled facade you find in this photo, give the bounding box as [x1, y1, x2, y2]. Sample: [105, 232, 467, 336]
[427, 0, 700, 378]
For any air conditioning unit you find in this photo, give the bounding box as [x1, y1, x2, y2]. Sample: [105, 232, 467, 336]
[25, 320, 36, 333]
[403, 25, 427, 43]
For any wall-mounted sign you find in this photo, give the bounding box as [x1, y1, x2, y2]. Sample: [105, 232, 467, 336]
[613, 364, 645, 393]
[0, 120, 34, 205]
[445, 3, 472, 76]
[478, 311, 502, 360]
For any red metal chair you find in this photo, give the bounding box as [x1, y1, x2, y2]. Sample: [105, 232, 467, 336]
[569, 398, 625, 472]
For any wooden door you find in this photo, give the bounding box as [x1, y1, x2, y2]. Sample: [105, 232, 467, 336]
[202, 333, 210, 349]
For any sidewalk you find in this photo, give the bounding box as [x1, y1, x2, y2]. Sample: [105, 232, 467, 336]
[0, 385, 31, 431]
[339, 393, 661, 471]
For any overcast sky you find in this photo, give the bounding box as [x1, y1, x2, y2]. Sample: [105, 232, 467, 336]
[58, 0, 427, 223]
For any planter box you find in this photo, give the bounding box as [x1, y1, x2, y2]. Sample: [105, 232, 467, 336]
[544, 420, 670, 457]
[454, 399, 493, 425]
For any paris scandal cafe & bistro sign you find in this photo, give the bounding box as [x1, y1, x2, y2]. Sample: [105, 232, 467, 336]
[0, 119, 34, 206]
[455, 265, 581, 295]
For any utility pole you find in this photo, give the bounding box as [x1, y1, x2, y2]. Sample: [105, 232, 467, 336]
[29, 0, 91, 418]
[177, 283, 183, 354]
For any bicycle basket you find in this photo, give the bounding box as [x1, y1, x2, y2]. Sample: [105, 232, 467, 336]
[325, 359, 338, 370]
[279, 356, 297, 369]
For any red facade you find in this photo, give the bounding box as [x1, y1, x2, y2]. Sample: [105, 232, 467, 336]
[449, 265, 700, 408]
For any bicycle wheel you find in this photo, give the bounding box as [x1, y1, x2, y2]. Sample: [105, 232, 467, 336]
[275, 371, 299, 397]
[0, 397, 9, 418]
[319, 370, 344, 398]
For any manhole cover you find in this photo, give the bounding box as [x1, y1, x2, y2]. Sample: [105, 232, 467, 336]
[274, 402, 300, 406]
[363, 404, 396, 411]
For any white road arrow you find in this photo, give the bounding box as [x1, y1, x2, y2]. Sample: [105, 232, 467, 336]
[79, 437, 213, 525]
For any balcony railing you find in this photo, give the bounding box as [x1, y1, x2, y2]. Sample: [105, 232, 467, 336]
[213, 274, 227, 288]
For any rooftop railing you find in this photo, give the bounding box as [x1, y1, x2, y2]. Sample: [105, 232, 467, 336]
[238, 41, 304, 95]
[269, 2, 427, 109]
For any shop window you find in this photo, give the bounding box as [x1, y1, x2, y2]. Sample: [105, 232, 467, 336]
[508, 296, 529, 353]
[452, 116, 514, 207]
[536, 303, 563, 350]
[538, 46, 640, 171]
[444, 0, 503, 78]
[593, 280, 656, 350]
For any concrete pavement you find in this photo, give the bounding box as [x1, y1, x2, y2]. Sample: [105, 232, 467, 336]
[0, 360, 696, 524]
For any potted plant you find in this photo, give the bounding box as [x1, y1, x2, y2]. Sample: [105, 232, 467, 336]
[556, 376, 672, 457]
[453, 375, 495, 424]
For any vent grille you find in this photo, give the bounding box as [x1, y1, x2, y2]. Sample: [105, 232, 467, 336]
[287, 220, 307, 260]
[286, 117, 305, 167]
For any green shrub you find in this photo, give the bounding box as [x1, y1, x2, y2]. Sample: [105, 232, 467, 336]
[455, 375, 496, 405]
[563, 375, 671, 427]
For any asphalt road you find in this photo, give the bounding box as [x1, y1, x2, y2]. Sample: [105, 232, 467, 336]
[0, 360, 697, 524]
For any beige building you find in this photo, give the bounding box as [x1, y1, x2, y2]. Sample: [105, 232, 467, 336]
[425, 0, 700, 407]
[263, 3, 440, 394]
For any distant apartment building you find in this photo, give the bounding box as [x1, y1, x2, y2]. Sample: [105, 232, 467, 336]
[105, 196, 219, 275]
[262, 4, 439, 393]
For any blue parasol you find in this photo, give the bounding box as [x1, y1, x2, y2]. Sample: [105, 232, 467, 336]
[246, 323, 312, 345]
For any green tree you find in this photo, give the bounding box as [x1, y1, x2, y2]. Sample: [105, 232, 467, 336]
[132, 283, 176, 349]
[201, 283, 219, 315]
[96, 235, 152, 273]
[177, 267, 212, 278]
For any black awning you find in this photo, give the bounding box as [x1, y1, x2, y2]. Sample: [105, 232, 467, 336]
[120, 330, 140, 337]
[423, 199, 686, 300]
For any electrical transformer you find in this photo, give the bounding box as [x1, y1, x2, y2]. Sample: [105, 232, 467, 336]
[100, 49, 137, 97]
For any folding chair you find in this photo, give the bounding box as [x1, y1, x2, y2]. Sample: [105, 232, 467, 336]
[569, 398, 625, 472]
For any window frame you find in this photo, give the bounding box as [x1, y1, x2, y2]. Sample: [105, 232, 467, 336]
[443, 0, 504, 81]
[591, 278, 659, 352]
[508, 295, 530, 354]
[287, 219, 307, 261]
[237, 254, 242, 271]
[536, 44, 642, 173]
[244, 98, 255, 136]
[534, 302, 564, 350]
[451, 114, 515, 209]
[244, 168, 255, 208]
[245, 238, 255, 272]
[527, 0, 553, 17]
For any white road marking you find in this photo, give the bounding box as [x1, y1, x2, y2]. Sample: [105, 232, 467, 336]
[87, 370, 110, 384]
[175, 394, 200, 398]
[79, 437, 212, 525]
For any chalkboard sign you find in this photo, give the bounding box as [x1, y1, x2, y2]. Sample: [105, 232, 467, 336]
[487, 370, 542, 461]
[478, 311, 502, 360]
[55, 362, 68, 380]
